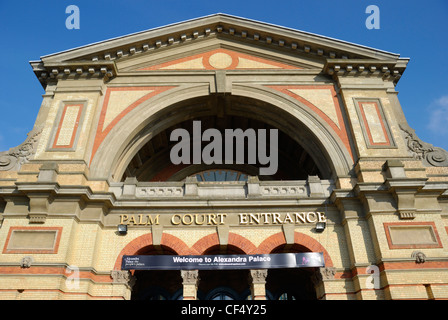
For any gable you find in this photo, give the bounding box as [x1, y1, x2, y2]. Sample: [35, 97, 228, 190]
[30, 14, 408, 88]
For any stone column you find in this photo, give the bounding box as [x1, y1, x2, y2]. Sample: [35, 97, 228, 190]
[312, 267, 336, 299]
[248, 269, 268, 300]
[110, 270, 136, 300]
[181, 270, 199, 300]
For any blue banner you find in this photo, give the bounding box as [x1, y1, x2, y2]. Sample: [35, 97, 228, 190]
[121, 252, 325, 270]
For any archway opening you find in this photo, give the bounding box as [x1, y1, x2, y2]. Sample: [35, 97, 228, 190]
[265, 244, 318, 300]
[197, 245, 251, 300]
[117, 94, 337, 182]
[131, 245, 183, 300]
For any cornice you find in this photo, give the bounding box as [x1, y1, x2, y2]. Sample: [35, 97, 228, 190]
[30, 61, 118, 89]
[324, 58, 408, 85]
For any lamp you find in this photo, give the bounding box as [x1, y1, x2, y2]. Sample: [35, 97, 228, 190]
[117, 224, 128, 235]
[315, 222, 326, 233]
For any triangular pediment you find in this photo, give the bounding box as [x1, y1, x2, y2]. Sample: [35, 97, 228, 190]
[30, 14, 408, 86]
[116, 40, 322, 72]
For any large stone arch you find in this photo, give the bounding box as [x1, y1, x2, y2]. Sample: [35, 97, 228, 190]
[192, 232, 257, 255]
[113, 233, 191, 270]
[90, 83, 354, 181]
[257, 231, 334, 267]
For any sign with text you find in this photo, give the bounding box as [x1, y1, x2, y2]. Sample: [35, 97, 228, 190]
[121, 252, 325, 270]
[119, 212, 327, 227]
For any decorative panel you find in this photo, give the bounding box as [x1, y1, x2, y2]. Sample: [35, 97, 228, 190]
[3, 227, 63, 254]
[384, 222, 443, 249]
[353, 98, 396, 148]
[47, 101, 86, 151]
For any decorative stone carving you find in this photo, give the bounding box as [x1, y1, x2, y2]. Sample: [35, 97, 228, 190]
[399, 211, 416, 220]
[411, 251, 426, 264]
[248, 269, 268, 284]
[312, 267, 336, 285]
[28, 214, 47, 224]
[181, 270, 200, 285]
[399, 123, 448, 167]
[261, 186, 306, 196]
[20, 256, 34, 268]
[111, 270, 136, 288]
[0, 126, 43, 171]
[137, 187, 183, 197]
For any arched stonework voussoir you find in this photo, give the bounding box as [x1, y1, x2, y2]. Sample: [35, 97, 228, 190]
[90, 82, 354, 181]
[113, 233, 193, 271]
[231, 84, 355, 179]
[89, 84, 210, 179]
[192, 232, 257, 255]
[256, 232, 334, 267]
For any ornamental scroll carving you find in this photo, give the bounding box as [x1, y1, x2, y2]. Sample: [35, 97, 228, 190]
[399, 123, 448, 167]
[0, 126, 43, 171]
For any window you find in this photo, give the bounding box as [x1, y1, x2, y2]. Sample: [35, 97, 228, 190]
[195, 170, 248, 182]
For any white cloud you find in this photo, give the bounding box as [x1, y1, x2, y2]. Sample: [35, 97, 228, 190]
[427, 95, 448, 135]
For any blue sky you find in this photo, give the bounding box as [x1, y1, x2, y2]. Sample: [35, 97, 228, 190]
[0, 0, 447, 153]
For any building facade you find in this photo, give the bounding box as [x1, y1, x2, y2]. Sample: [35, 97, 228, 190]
[1, 14, 447, 300]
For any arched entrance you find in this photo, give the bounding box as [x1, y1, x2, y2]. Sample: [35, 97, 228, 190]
[130, 246, 183, 300]
[89, 87, 354, 182]
[119, 104, 328, 182]
[265, 244, 318, 300]
[197, 245, 251, 301]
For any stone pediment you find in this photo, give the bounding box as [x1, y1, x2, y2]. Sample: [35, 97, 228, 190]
[30, 13, 408, 88]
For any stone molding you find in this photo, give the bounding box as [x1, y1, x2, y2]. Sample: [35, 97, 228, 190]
[30, 61, 117, 89]
[110, 178, 335, 199]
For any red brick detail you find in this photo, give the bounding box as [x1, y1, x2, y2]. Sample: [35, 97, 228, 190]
[191, 233, 219, 255]
[113, 233, 191, 270]
[380, 261, 448, 271]
[266, 85, 353, 161]
[0, 266, 113, 283]
[383, 222, 443, 249]
[0, 288, 123, 299]
[90, 86, 175, 165]
[256, 232, 286, 254]
[228, 233, 257, 254]
[256, 232, 334, 267]
[161, 233, 193, 256]
[3, 227, 63, 254]
[191, 232, 257, 255]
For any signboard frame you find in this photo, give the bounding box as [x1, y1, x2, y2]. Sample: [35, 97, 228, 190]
[121, 252, 325, 270]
